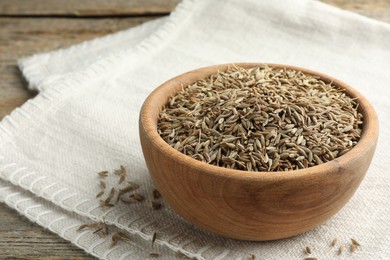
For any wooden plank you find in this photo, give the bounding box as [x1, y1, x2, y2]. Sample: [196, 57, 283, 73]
[0, 0, 180, 16]
[322, 0, 390, 22]
[323, 0, 390, 10]
[0, 0, 389, 21]
[0, 204, 92, 259]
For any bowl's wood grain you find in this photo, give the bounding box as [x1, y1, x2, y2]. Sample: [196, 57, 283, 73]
[139, 63, 378, 241]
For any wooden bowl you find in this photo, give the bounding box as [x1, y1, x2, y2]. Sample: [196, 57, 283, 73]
[139, 63, 378, 241]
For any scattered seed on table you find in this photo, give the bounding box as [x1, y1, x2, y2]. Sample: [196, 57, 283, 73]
[149, 252, 160, 258]
[337, 245, 344, 255]
[92, 227, 103, 234]
[305, 246, 311, 254]
[119, 174, 126, 184]
[96, 231, 106, 238]
[350, 243, 358, 253]
[116, 192, 122, 204]
[152, 232, 157, 247]
[330, 238, 337, 247]
[351, 238, 360, 246]
[111, 233, 120, 248]
[96, 190, 104, 198]
[76, 222, 100, 231]
[153, 189, 161, 199]
[120, 197, 132, 204]
[118, 231, 131, 242]
[130, 193, 145, 202]
[114, 165, 126, 176]
[152, 201, 162, 210]
[76, 224, 89, 231]
[127, 181, 140, 189]
[102, 223, 109, 236]
[98, 171, 109, 177]
[120, 183, 140, 194]
[105, 188, 116, 204]
[99, 200, 114, 207]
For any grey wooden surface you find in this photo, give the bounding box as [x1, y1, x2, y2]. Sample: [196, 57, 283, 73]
[0, 0, 389, 258]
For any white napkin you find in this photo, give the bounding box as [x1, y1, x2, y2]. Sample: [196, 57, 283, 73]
[1, 0, 390, 259]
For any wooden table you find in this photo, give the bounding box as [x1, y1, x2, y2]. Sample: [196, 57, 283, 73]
[0, 0, 389, 258]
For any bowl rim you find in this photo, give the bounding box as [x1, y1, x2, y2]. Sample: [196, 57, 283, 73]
[140, 63, 379, 181]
